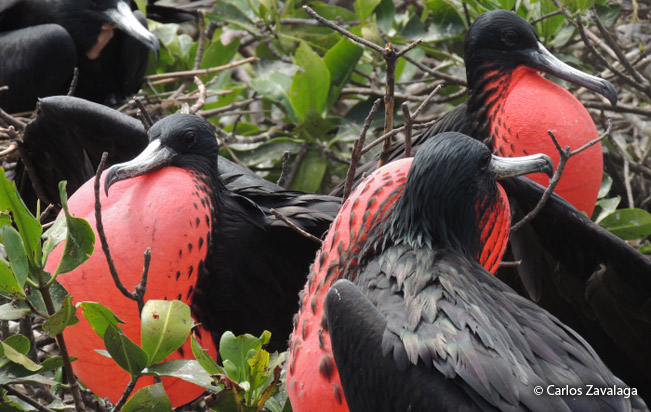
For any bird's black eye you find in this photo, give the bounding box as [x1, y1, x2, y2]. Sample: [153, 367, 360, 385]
[182, 131, 196, 146]
[501, 29, 519, 47]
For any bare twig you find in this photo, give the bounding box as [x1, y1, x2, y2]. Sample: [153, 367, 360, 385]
[0, 108, 26, 130]
[147, 57, 258, 83]
[111, 378, 138, 412]
[498, 260, 522, 268]
[412, 84, 444, 119]
[401, 102, 413, 158]
[257, 19, 292, 63]
[189, 76, 207, 114]
[302, 6, 383, 53]
[341, 87, 423, 102]
[94, 153, 138, 303]
[344, 98, 381, 200]
[170, 11, 207, 100]
[198, 96, 259, 118]
[2, 386, 57, 412]
[134, 97, 154, 129]
[67, 67, 79, 96]
[270, 208, 321, 244]
[584, 101, 651, 117]
[590, 8, 650, 88]
[511, 121, 612, 232]
[0, 141, 17, 156]
[134, 248, 151, 314]
[277, 151, 291, 187]
[613, 139, 635, 208]
[530, 10, 563, 25]
[361, 119, 438, 155]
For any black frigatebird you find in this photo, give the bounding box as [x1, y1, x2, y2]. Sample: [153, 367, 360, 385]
[290, 132, 648, 411]
[0, 0, 159, 113]
[335, 9, 617, 217]
[33, 109, 339, 406]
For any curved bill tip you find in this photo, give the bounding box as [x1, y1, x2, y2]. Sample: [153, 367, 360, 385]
[525, 42, 618, 108]
[107, 0, 160, 59]
[103, 140, 174, 197]
[490, 153, 554, 179]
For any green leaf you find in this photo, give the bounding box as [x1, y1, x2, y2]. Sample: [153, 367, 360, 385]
[219, 331, 262, 382]
[354, 0, 381, 21]
[251, 71, 295, 118]
[122, 384, 173, 412]
[39, 356, 67, 373]
[598, 174, 613, 199]
[42, 296, 78, 338]
[0, 262, 25, 299]
[0, 226, 28, 289]
[290, 150, 327, 193]
[143, 360, 216, 390]
[1, 342, 40, 372]
[248, 349, 270, 390]
[0, 169, 42, 265]
[594, 3, 621, 27]
[41, 216, 66, 265]
[375, 0, 396, 32]
[599, 208, 651, 240]
[0, 303, 29, 321]
[289, 42, 330, 121]
[2, 335, 30, 356]
[104, 326, 148, 377]
[191, 335, 223, 375]
[80, 302, 125, 339]
[53, 182, 95, 276]
[324, 38, 364, 110]
[592, 196, 621, 224]
[201, 37, 241, 71]
[141, 300, 194, 365]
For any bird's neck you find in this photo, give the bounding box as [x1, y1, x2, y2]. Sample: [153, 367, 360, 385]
[466, 65, 538, 144]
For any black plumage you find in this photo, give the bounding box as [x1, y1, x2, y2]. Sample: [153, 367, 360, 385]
[102, 114, 339, 351]
[325, 133, 647, 411]
[0, 0, 159, 112]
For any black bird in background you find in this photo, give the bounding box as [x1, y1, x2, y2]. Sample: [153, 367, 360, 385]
[324, 133, 648, 411]
[0, 0, 159, 113]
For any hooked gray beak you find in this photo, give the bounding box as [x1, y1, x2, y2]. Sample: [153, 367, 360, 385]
[519, 41, 617, 107]
[489, 153, 554, 179]
[104, 139, 174, 196]
[105, 0, 160, 60]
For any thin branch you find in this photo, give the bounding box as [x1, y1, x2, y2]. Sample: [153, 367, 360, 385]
[302, 6, 384, 53]
[379, 42, 397, 167]
[111, 378, 138, 412]
[189, 76, 207, 115]
[511, 122, 612, 232]
[198, 96, 259, 118]
[134, 97, 154, 129]
[395, 38, 422, 58]
[170, 11, 207, 99]
[257, 19, 292, 63]
[361, 119, 438, 155]
[584, 101, 651, 117]
[276, 151, 291, 187]
[134, 248, 151, 314]
[412, 84, 444, 119]
[23, 297, 50, 319]
[341, 87, 423, 102]
[94, 153, 138, 303]
[147, 57, 258, 82]
[613, 139, 635, 208]
[344, 98, 381, 200]
[270, 208, 321, 244]
[529, 10, 562, 25]
[67, 67, 79, 96]
[0, 108, 26, 130]
[3, 386, 57, 412]
[498, 260, 522, 268]
[590, 8, 649, 87]
[401, 102, 413, 158]
[0, 141, 17, 157]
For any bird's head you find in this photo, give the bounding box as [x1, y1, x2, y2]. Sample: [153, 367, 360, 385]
[464, 9, 616, 106]
[57, 0, 159, 60]
[104, 114, 219, 195]
[390, 132, 553, 256]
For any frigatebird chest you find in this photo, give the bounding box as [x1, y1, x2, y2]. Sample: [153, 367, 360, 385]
[479, 65, 603, 215]
[51, 167, 217, 405]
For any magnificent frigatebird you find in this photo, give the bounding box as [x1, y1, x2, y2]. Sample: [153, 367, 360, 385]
[334, 9, 617, 217]
[41, 112, 339, 406]
[0, 0, 159, 113]
[290, 133, 648, 411]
